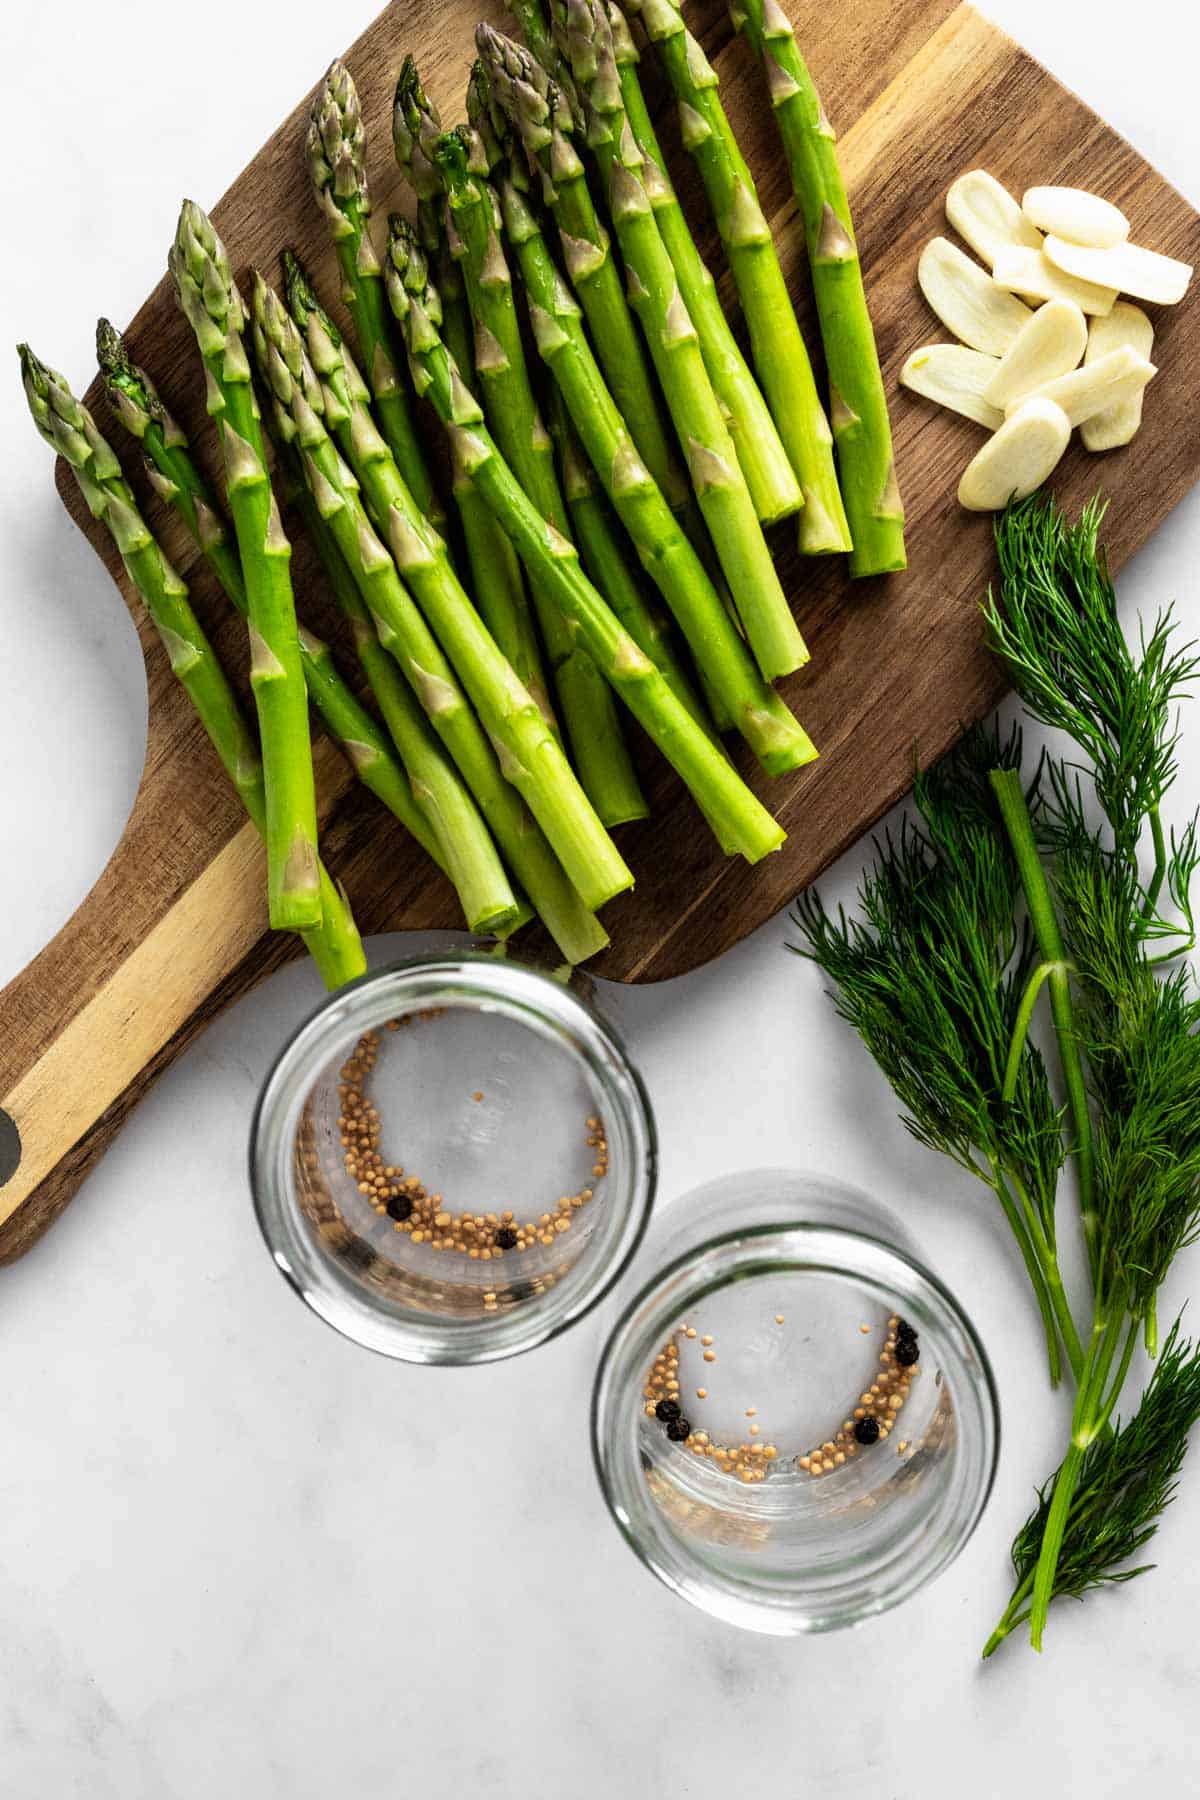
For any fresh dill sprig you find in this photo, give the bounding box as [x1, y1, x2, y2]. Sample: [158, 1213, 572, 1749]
[794, 721, 1075, 1383]
[985, 494, 1200, 873]
[984, 1321, 1200, 1654]
[795, 490, 1200, 1657]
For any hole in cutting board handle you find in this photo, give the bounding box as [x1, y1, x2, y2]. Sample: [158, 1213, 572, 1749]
[0, 1111, 21, 1187]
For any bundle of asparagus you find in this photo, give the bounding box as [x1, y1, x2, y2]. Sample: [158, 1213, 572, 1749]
[19, 0, 902, 976]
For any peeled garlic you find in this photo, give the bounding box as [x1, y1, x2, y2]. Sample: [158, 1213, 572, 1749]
[918, 238, 1034, 356]
[1080, 303, 1155, 451]
[900, 344, 1004, 428]
[991, 246, 1118, 315]
[958, 398, 1072, 512]
[947, 170, 1044, 266]
[1042, 235, 1193, 306]
[1005, 344, 1156, 427]
[983, 300, 1087, 409]
[1022, 186, 1129, 248]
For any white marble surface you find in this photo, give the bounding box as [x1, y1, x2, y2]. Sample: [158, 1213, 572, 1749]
[2, 1, 1199, 1793]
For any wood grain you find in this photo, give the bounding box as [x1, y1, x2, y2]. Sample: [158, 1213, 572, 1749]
[2, 0, 1199, 1262]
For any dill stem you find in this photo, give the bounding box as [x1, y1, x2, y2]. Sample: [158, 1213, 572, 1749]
[991, 1162, 1063, 1386]
[1005, 1168, 1086, 1383]
[982, 1568, 1036, 1658]
[1029, 1309, 1127, 1648]
[1143, 805, 1168, 918]
[1002, 958, 1066, 1104]
[1145, 1299, 1159, 1358]
[990, 768, 1098, 1279]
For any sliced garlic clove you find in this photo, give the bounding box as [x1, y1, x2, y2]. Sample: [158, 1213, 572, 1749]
[991, 246, 1118, 314]
[1080, 302, 1155, 451]
[983, 299, 1088, 409]
[1042, 235, 1193, 306]
[900, 343, 1004, 429]
[1021, 186, 1129, 248]
[946, 170, 1044, 266]
[918, 237, 1034, 356]
[957, 397, 1072, 512]
[1003, 344, 1156, 427]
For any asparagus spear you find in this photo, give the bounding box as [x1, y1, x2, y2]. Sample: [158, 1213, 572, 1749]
[433, 128, 646, 830]
[494, 158, 817, 774]
[616, 0, 852, 557]
[603, 3, 801, 526]
[19, 346, 364, 988]
[307, 61, 443, 532]
[170, 201, 321, 932]
[476, 29, 687, 518]
[732, 0, 905, 577]
[392, 63, 552, 727]
[94, 317, 503, 927]
[507, 0, 585, 121]
[248, 270, 624, 947]
[542, 381, 704, 732]
[385, 217, 786, 864]
[273, 256, 635, 888]
[547, 0, 808, 682]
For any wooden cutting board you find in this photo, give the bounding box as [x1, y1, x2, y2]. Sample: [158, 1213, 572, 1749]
[2, 0, 1199, 1263]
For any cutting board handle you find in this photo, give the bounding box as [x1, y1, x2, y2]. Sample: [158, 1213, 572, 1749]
[0, 792, 292, 1264]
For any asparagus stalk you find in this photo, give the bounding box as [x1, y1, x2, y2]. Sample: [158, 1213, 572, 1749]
[433, 129, 646, 830]
[494, 160, 817, 774]
[547, 0, 808, 682]
[732, 0, 905, 576]
[19, 346, 364, 988]
[170, 201, 321, 931]
[385, 218, 786, 864]
[262, 404, 525, 940]
[603, 3, 801, 526]
[248, 270, 623, 950]
[617, 0, 852, 557]
[476, 29, 687, 518]
[542, 381, 705, 731]
[307, 61, 443, 532]
[393, 63, 552, 726]
[273, 256, 635, 891]
[95, 318, 482, 912]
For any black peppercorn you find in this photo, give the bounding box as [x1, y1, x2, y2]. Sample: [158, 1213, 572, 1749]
[895, 1338, 920, 1366]
[896, 1319, 918, 1344]
[666, 1417, 691, 1442]
[385, 1193, 414, 1222]
[854, 1416, 881, 1446]
[495, 1226, 518, 1249]
[655, 1399, 682, 1422]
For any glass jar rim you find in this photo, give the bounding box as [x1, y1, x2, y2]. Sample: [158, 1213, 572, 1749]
[250, 954, 658, 1364]
[590, 1201, 1000, 1634]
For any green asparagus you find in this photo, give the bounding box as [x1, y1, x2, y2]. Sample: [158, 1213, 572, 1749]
[493, 159, 817, 774]
[476, 27, 688, 518]
[307, 61, 443, 531]
[94, 317, 498, 923]
[19, 345, 364, 987]
[386, 217, 786, 864]
[392, 62, 553, 726]
[618, 0, 852, 557]
[170, 201, 321, 932]
[732, 0, 905, 576]
[547, 0, 808, 682]
[249, 269, 624, 947]
[603, 2, 801, 526]
[433, 127, 646, 829]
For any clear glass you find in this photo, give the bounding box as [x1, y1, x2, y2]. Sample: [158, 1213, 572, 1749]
[592, 1171, 999, 1635]
[251, 955, 656, 1363]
